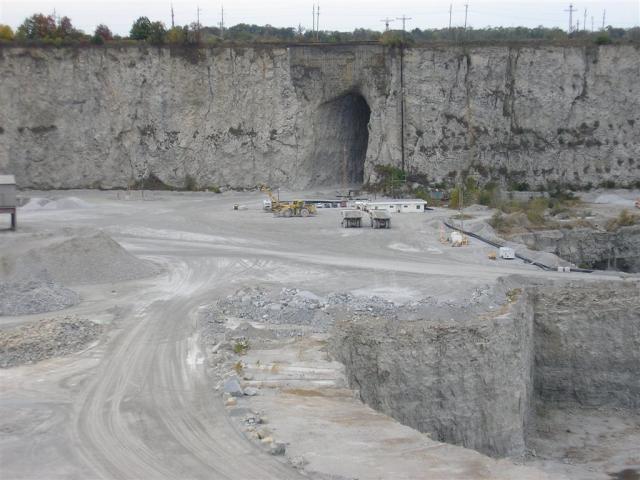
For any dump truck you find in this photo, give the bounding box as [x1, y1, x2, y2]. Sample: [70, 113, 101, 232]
[369, 210, 391, 229]
[341, 209, 363, 228]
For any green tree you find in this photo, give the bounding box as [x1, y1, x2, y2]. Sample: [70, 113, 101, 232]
[130, 16, 152, 40]
[148, 21, 166, 44]
[165, 26, 185, 44]
[94, 24, 113, 41]
[16, 13, 56, 39]
[0, 24, 14, 40]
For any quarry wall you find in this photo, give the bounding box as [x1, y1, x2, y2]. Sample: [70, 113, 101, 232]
[330, 289, 535, 458]
[532, 281, 640, 408]
[0, 43, 638, 189]
[513, 225, 640, 273]
[330, 279, 640, 457]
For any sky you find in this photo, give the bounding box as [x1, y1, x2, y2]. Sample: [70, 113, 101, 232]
[0, 0, 638, 35]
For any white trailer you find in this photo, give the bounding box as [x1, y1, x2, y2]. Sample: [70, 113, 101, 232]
[499, 247, 515, 259]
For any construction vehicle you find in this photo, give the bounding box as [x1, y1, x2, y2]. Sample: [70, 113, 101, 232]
[275, 200, 316, 218]
[341, 209, 363, 228]
[261, 186, 284, 213]
[261, 185, 317, 218]
[369, 210, 391, 229]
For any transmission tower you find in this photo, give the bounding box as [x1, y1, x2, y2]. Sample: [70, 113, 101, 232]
[381, 17, 394, 31]
[565, 4, 577, 33]
[396, 15, 412, 41]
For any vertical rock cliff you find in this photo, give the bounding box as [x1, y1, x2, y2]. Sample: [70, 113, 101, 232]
[0, 44, 638, 189]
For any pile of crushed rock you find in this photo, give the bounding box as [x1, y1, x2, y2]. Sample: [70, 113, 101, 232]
[0, 280, 78, 316]
[0, 316, 103, 368]
[0, 229, 159, 316]
[9, 230, 159, 286]
[20, 196, 92, 211]
[202, 285, 505, 341]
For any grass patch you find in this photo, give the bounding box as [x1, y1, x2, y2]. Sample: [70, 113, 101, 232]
[233, 339, 249, 355]
[606, 209, 639, 231]
[506, 288, 522, 303]
[233, 361, 244, 375]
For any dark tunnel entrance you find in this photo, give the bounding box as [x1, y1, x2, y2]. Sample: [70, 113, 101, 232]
[310, 93, 371, 186]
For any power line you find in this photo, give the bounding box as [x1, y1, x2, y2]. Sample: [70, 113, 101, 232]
[565, 3, 577, 33]
[380, 17, 394, 31]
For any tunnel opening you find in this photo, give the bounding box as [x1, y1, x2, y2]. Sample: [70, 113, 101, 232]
[310, 92, 371, 187]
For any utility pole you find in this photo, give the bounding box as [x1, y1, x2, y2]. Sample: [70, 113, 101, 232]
[381, 17, 394, 31]
[312, 4, 315, 38]
[171, 3, 175, 28]
[396, 15, 412, 41]
[464, 3, 469, 30]
[565, 4, 577, 33]
[220, 4, 225, 39]
[316, 3, 320, 41]
[602, 9, 606, 30]
[583, 9, 587, 31]
[577, 19, 580, 31]
[591, 16, 594, 32]
[196, 5, 201, 43]
[449, 4, 453, 30]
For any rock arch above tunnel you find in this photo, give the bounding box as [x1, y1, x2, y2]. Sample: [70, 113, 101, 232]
[308, 93, 371, 187]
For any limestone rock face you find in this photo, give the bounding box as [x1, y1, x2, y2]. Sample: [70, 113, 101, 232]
[0, 44, 638, 189]
[512, 225, 640, 272]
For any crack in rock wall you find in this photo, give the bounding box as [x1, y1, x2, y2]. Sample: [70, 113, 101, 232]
[0, 44, 638, 189]
[329, 279, 640, 457]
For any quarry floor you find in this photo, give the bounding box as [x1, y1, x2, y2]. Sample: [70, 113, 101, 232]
[0, 189, 637, 479]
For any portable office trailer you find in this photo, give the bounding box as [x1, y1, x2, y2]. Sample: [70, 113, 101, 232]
[365, 199, 428, 213]
[0, 175, 17, 231]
